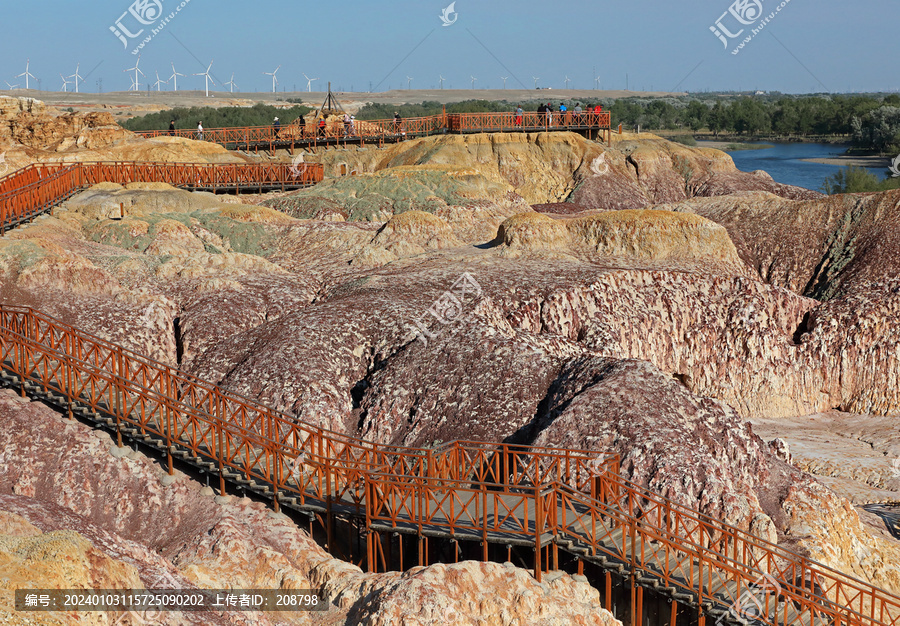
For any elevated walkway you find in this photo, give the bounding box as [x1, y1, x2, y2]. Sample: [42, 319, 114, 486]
[134, 111, 614, 151]
[0, 305, 897, 626]
[0, 161, 323, 235]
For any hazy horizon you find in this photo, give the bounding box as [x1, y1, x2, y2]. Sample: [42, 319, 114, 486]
[2, 1, 897, 95]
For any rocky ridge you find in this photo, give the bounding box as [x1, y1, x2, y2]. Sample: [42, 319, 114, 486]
[1, 113, 899, 604]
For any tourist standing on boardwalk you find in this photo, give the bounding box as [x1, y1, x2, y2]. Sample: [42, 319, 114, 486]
[546, 103, 553, 127]
[515, 106, 523, 126]
[343, 113, 352, 137]
[273, 117, 280, 136]
[394, 112, 402, 135]
[196, 121, 203, 141]
[168, 120, 175, 136]
[574, 103, 583, 125]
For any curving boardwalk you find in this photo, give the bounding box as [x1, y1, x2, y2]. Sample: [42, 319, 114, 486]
[135, 111, 614, 151]
[0, 161, 323, 235]
[0, 305, 898, 626]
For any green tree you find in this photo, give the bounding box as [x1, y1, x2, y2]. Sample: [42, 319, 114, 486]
[707, 101, 728, 136]
[684, 101, 709, 131]
[822, 165, 900, 194]
[852, 106, 900, 152]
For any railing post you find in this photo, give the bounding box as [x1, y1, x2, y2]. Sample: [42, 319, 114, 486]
[115, 346, 124, 447]
[164, 370, 173, 474]
[534, 486, 542, 582]
[272, 444, 280, 513]
[216, 390, 226, 496]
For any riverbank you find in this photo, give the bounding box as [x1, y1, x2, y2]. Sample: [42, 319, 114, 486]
[697, 140, 773, 151]
[801, 154, 891, 168]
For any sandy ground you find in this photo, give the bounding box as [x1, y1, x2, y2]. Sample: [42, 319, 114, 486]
[749, 411, 900, 505]
[749, 412, 900, 540]
[696, 140, 773, 151]
[801, 154, 892, 168]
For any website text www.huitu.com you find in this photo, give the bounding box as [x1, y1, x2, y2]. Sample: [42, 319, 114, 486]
[709, 0, 793, 57]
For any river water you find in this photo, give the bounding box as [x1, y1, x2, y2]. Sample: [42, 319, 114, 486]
[702, 142, 888, 193]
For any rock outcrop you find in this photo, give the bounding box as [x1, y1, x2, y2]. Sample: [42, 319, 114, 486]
[0, 96, 244, 171]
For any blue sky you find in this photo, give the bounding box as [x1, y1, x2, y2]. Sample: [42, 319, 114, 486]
[2, 0, 897, 94]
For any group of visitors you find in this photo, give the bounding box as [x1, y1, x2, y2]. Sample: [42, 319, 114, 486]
[515, 102, 603, 128]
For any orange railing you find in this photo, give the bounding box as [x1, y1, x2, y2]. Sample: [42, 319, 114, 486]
[0, 161, 323, 234]
[134, 110, 611, 148]
[1, 304, 899, 626]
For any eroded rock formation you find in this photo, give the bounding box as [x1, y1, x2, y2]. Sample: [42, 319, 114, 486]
[1, 121, 899, 606]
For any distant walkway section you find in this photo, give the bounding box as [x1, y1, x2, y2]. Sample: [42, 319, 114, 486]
[135, 111, 614, 151]
[0, 161, 323, 234]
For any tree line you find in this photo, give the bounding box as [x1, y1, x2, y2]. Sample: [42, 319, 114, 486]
[122, 102, 312, 132]
[607, 94, 900, 152]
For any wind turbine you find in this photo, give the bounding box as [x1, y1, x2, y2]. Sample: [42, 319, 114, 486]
[224, 73, 237, 93]
[564, 75, 571, 90]
[406, 76, 413, 90]
[594, 76, 601, 90]
[439, 75, 445, 89]
[67, 63, 83, 93]
[302, 73, 318, 92]
[193, 60, 215, 97]
[153, 71, 167, 91]
[264, 65, 281, 93]
[500, 76, 508, 89]
[169, 63, 185, 91]
[533, 76, 540, 89]
[470, 75, 477, 90]
[125, 56, 144, 92]
[4, 81, 19, 90]
[17, 59, 36, 90]
[59, 73, 72, 93]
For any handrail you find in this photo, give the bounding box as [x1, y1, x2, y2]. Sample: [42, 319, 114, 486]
[0, 160, 324, 235]
[133, 111, 612, 147]
[0, 303, 898, 626]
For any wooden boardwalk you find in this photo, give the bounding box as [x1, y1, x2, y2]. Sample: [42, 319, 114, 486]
[0, 305, 897, 626]
[134, 111, 614, 152]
